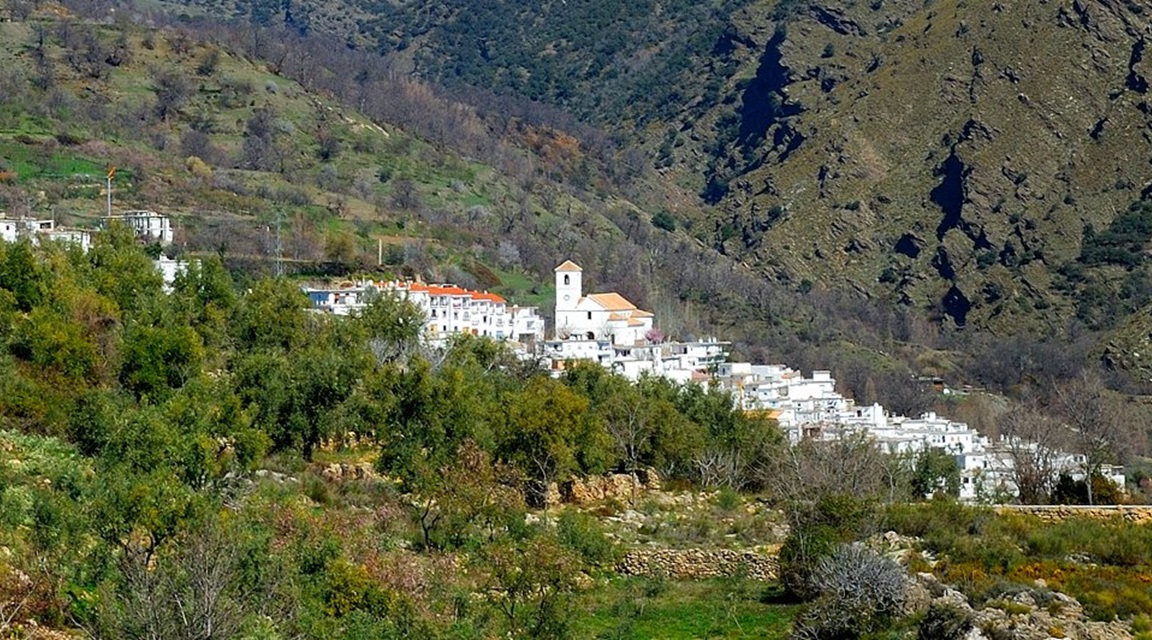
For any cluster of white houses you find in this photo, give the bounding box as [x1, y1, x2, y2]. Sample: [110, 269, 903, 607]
[304, 260, 729, 381]
[709, 363, 1125, 501]
[0, 211, 184, 287]
[0, 210, 172, 250]
[304, 279, 546, 347]
[302, 259, 1126, 502]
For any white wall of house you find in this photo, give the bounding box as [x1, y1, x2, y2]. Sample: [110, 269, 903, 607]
[303, 280, 545, 348]
[116, 211, 174, 245]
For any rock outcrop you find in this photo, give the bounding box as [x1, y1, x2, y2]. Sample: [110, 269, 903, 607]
[915, 573, 1134, 640]
[558, 469, 661, 505]
[318, 462, 382, 483]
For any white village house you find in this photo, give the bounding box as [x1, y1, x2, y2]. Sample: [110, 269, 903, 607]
[303, 279, 546, 347]
[0, 215, 93, 252]
[109, 210, 174, 245]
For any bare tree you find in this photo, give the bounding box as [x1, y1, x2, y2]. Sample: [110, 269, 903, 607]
[765, 432, 888, 505]
[390, 179, 422, 212]
[1052, 372, 1131, 505]
[602, 390, 647, 475]
[997, 402, 1067, 504]
[97, 522, 249, 640]
[153, 68, 195, 123]
[694, 447, 746, 489]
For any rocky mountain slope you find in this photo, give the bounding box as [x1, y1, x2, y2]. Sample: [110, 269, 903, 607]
[691, 0, 1152, 334]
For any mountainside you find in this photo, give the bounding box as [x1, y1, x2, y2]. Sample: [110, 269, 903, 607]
[161, 0, 1152, 344]
[165, 0, 752, 128]
[14, 0, 1152, 391]
[0, 0, 822, 360]
[691, 0, 1152, 335]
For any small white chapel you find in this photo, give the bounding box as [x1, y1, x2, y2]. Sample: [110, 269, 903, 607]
[554, 260, 654, 345]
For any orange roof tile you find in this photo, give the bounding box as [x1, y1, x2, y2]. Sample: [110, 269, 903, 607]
[428, 285, 468, 296]
[554, 260, 583, 272]
[630, 309, 654, 317]
[607, 312, 627, 321]
[473, 291, 506, 303]
[627, 318, 645, 326]
[586, 292, 637, 311]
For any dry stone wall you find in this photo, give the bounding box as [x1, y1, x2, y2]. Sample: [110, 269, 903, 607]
[996, 505, 1152, 525]
[618, 548, 778, 581]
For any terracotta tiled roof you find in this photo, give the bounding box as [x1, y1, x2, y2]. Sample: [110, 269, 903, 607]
[392, 281, 506, 304]
[586, 292, 637, 311]
[428, 285, 468, 296]
[630, 309, 654, 317]
[607, 312, 627, 320]
[554, 260, 583, 272]
[473, 291, 506, 303]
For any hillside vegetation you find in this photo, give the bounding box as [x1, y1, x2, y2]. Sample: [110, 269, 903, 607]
[0, 7, 1151, 637]
[0, 230, 1148, 640]
[0, 0, 815, 338]
[0, 228, 792, 638]
[156, 0, 1152, 385]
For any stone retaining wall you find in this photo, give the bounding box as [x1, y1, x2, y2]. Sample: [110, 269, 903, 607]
[618, 548, 778, 581]
[996, 504, 1152, 524]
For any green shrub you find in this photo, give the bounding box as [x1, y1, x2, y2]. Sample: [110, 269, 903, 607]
[651, 210, 676, 232]
[780, 494, 875, 600]
[714, 486, 740, 512]
[557, 510, 618, 567]
[883, 501, 994, 540]
[1079, 199, 1152, 267]
[918, 601, 975, 640]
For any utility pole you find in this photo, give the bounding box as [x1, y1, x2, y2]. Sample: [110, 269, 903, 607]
[105, 166, 116, 221]
[275, 209, 284, 277]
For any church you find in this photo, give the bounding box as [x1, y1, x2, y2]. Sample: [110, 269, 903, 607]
[554, 260, 654, 345]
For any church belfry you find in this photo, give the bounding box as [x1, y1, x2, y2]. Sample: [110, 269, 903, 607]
[554, 260, 583, 312]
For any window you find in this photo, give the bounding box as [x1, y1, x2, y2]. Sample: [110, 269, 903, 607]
[563, 274, 570, 285]
[586, 311, 592, 320]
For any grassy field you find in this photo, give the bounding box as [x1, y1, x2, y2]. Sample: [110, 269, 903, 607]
[580, 577, 799, 640]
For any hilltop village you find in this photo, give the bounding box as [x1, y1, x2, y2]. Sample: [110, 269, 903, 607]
[0, 207, 1125, 504]
[304, 261, 1125, 502]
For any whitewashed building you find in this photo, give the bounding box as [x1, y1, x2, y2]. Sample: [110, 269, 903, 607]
[554, 261, 654, 345]
[303, 279, 546, 347]
[0, 216, 92, 252]
[110, 210, 174, 245]
[545, 259, 729, 382]
[155, 255, 189, 292]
